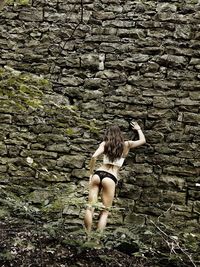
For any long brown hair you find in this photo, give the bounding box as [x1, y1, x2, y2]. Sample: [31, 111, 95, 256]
[103, 125, 124, 162]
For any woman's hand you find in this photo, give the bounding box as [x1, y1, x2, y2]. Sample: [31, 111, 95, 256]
[130, 121, 141, 131]
[128, 121, 146, 148]
[89, 175, 93, 184]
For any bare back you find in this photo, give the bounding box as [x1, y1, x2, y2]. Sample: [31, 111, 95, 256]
[97, 141, 132, 178]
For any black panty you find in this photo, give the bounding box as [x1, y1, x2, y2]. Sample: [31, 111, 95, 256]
[94, 170, 117, 184]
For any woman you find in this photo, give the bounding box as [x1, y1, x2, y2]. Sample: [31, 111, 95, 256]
[84, 121, 146, 233]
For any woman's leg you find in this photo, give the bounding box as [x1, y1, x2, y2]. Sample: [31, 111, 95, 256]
[97, 178, 115, 232]
[84, 174, 100, 232]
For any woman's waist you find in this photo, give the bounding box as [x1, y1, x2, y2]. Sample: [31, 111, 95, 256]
[97, 164, 119, 178]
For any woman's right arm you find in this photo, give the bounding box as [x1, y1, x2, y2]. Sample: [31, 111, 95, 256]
[128, 121, 146, 149]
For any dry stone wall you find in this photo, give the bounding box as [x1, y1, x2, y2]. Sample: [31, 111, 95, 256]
[0, 0, 200, 234]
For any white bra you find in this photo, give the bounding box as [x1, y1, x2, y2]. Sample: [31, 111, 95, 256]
[103, 155, 125, 167]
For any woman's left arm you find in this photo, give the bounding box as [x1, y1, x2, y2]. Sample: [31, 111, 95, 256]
[89, 141, 105, 176]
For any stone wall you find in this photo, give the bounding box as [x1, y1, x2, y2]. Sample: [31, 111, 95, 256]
[0, 0, 200, 236]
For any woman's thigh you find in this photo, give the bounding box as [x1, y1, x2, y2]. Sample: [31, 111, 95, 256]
[88, 174, 100, 203]
[101, 178, 116, 207]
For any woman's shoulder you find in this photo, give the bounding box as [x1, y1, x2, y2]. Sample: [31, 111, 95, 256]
[124, 141, 130, 147]
[98, 141, 105, 149]
[100, 141, 105, 146]
[123, 141, 130, 156]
